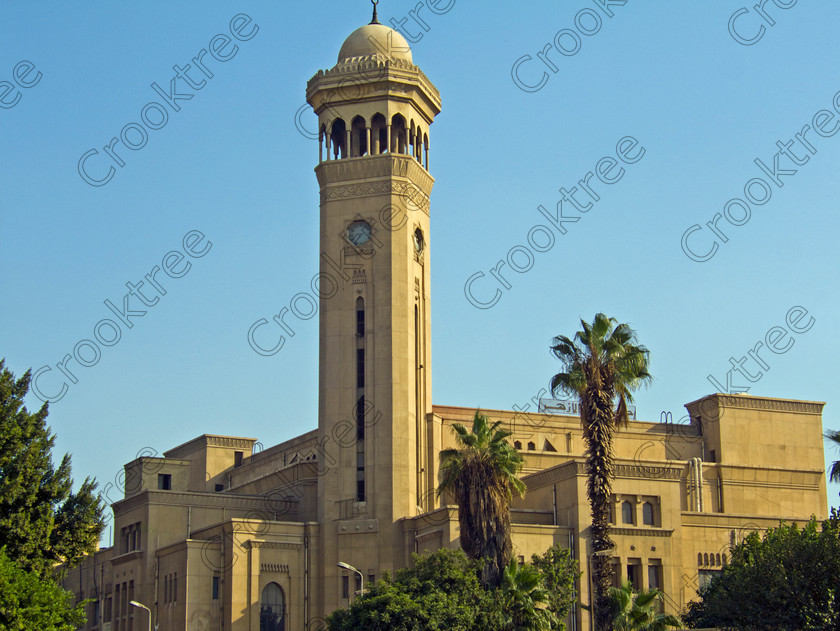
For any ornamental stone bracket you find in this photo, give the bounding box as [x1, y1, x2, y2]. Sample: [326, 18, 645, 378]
[338, 518, 379, 534]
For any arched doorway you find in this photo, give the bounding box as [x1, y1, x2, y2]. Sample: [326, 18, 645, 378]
[260, 582, 285, 631]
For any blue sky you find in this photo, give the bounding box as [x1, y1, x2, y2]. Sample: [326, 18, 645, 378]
[2, 0, 839, 535]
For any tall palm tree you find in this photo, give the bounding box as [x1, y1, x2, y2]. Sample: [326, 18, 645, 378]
[824, 430, 840, 484]
[549, 313, 651, 631]
[499, 560, 557, 631]
[437, 410, 526, 588]
[608, 581, 682, 631]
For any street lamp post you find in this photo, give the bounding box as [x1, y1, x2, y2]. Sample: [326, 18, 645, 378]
[337, 561, 364, 600]
[588, 548, 615, 631]
[129, 600, 153, 631]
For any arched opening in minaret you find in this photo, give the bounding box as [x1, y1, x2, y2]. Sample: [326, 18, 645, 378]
[351, 116, 367, 157]
[414, 125, 424, 162]
[409, 120, 416, 158]
[330, 118, 347, 159]
[423, 132, 429, 169]
[371, 113, 387, 154]
[391, 114, 407, 154]
[319, 123, 327, 162]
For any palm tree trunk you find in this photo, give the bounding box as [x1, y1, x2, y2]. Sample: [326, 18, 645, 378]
[584, 386, 617, 631]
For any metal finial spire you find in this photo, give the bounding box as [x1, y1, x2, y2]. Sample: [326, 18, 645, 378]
[370, 0, 380, 24]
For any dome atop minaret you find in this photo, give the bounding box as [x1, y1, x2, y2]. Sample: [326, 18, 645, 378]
[337, 2, 413, 64]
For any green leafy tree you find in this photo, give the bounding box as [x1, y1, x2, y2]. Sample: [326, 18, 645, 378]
[0, 360, 105, 576]
[437, 410, 526, 587]
[0, 547, 86, 630]
[608, 580, 681, 631]
[531, 543, 581, 629]
[325, 548, 496, 631]
[326, 546, 582, 631]
[498, 559, 556, 631]
[549, 314, 651, 631]
[684, 512, 840, 630]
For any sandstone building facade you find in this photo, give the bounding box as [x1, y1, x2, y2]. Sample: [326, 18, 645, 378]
[63, 11, 829, 631]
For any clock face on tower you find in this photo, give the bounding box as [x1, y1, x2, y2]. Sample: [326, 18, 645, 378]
[347, 220, 372, 245]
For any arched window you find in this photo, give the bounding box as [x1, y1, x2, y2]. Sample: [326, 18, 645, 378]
[371, 113, 387, 154]
[642, 502, 654, 526]
[351, 116, 367, 157]
[330, 118, 347, 159]
[621, 501, 633, 525]
[527, 441, 536, 451]
[391, 114, 407, 153]
[513, 441, 522, 450]
[260, 583, 285, 631]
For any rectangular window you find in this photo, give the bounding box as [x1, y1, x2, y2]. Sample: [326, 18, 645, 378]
[648, 561, 662, 590]
[234, 451, 243, 467]
[698, 569, 722, 591]
[174, 573, 177, 603]
[627, 559, 642, 590]
[215, 483, 224, 492]
[212, 576, 220, 600]
[356, 309, 365, 337]
[355, 575, 362, 594]
[356, 397, 366, 440]
[356, 479, 365, 503]
[368, 573, 375, 586]
[158, 474, 171, 490]
[104, 595, 112, 622]
[342, 575, 349, 599]
[356, 349, 365, 388]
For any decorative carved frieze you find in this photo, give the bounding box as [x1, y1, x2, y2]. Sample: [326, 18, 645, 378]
[316, 155, 434, 203]
[611, 527, 674, 538]
[245, 541, 303, 550]
[260, 563, 290, 573]
[614, 464, 682, 480]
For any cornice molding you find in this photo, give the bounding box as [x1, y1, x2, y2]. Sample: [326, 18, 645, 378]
[686, 394, 824, 416]
[307, 57, 440, 106]
[525, 460, 683, 489]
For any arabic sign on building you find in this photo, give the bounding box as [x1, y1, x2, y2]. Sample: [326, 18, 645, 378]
[538, 398, 637, 420]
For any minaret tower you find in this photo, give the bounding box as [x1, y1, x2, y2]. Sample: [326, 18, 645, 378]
[306, 3, 441, 617]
